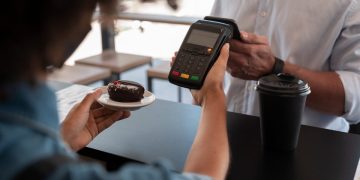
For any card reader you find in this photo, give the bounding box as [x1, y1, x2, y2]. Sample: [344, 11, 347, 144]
[168, 16, 240, 89]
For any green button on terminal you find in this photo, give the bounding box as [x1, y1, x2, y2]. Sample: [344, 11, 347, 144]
[190, 76, 199, 81]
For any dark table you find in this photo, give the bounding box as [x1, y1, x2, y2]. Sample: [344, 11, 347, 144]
[53, 82, 360, 180]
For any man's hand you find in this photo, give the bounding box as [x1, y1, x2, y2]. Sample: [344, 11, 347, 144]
[228, 31, 276, 80]
[60, 89, 130, 151]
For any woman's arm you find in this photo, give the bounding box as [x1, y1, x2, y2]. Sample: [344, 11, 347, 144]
[184, 44, 230, 180]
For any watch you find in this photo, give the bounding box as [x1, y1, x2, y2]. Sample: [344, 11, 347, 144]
[271, 56, 284, 74]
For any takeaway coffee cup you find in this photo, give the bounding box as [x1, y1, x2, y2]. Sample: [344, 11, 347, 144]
[256, 73, 311, 151]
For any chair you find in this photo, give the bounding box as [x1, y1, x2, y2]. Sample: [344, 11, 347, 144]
[146, 61, 182, 102]
[75, 50, 152, 84]
[47, 64, 111, 85]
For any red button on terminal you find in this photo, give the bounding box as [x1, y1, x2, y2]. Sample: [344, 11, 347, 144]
[172, 71, 180, 76]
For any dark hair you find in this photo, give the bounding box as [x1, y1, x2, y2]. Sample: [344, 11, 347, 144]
[0, 0, 106, 85]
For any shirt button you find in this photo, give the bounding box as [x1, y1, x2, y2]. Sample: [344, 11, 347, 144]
[260, 11, 267, 17]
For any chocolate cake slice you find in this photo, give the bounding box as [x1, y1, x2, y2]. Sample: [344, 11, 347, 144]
[107, 80, 145, 102]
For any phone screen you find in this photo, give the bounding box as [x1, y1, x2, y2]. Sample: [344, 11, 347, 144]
[186, 29, 219, 48]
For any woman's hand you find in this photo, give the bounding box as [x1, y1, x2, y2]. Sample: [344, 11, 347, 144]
[171, 44, 229, 105]
[191, 44, 229, 105]
[60, 89, 130, 151]
[170, 51, 177, 66]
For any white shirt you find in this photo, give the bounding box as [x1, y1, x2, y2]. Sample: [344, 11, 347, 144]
[211, 0, 360, 132]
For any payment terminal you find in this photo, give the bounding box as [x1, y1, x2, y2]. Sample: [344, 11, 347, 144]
[168, 16, 240, 89]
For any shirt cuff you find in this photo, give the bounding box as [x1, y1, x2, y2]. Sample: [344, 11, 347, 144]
[336, 70, 360, 124]
[182, 172, 213, 180]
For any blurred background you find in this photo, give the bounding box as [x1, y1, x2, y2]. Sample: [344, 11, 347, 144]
[64, 0, 215, 104]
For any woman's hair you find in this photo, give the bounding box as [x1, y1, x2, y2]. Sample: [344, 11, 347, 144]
[0, 0, 115, 85]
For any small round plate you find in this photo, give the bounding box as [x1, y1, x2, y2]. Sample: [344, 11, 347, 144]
[97, 86, 156, 111]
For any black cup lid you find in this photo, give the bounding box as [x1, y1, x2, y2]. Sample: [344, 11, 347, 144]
[256, 73, 311, 96]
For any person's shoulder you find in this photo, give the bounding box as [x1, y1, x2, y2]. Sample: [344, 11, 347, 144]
[0, 121, 64, 179]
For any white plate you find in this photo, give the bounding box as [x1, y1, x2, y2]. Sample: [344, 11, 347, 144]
[97, 86, 156, 111]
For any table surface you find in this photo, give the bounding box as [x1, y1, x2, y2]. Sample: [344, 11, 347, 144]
[86, 100, 360, 180]
[52, 82, 360, 180]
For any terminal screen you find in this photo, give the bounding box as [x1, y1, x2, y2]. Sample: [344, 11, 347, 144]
[187, 29, 219, 48]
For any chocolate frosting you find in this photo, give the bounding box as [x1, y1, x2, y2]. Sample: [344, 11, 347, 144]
[107, 80, 145, 102]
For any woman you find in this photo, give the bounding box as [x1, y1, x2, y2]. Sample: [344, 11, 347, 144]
[0, 0, 230, 179]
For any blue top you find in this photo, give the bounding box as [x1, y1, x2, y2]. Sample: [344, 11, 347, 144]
[0, 83, 210, 180]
